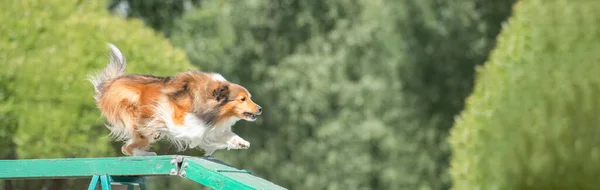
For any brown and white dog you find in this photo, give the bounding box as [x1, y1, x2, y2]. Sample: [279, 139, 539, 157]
[88, 44, 262, 156]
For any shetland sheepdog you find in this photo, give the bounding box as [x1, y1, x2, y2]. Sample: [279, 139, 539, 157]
[88, 44, 262, 156]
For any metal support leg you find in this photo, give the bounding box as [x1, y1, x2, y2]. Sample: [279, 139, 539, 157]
[100, 175, 112, 190]
[88, 175, 100, 190]
[108, 176, 148, 190]
[89, 175, 146, 190]
[139, 177, 148, 190]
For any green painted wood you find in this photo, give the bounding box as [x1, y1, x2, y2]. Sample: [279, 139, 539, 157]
[0, 156, 178, 179]
[181, 157, 287, 190]
[0, 155, 286, 190]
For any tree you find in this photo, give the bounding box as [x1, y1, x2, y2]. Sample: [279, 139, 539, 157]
[0, 75, 18, 190]
[171, 1, 398, 188]
[0, 0, 194, 188]
[392, 0, 515, 189]
[450, 0, 600, 189]
[108, 0, 202, 37]
[170, 0, 515, 189]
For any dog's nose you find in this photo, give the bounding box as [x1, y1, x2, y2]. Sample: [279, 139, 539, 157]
[257, 107, 262, 115]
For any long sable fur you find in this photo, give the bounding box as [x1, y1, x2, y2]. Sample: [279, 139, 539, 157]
[87, 43, 261, 156]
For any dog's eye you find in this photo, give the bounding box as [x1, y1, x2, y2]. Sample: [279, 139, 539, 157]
[241, 97, 246, 101]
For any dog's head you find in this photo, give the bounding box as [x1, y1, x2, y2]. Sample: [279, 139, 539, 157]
[213, 82, 262, 121]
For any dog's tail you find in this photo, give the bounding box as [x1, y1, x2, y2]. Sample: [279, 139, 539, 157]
[88, 43, 127, 101]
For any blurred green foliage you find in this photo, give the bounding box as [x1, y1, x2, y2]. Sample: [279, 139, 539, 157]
[0, 0, 193, 159]
[164, 0, 514, 189]
[108, 0, 202, 36]
[0, 75, 18, 160]
[0, 0, 535, 189]
[170, 1, 406, 189]
[397, 0, 515, 189]
[1, 0, 194, 188]
[450, 0, 600, 189]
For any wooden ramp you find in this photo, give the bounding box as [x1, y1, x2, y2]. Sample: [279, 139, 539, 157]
[0, 155, 286, 190]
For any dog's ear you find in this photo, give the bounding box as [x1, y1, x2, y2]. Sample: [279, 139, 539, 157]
[213, 84, 230, 102]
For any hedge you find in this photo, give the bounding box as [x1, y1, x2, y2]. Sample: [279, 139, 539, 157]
[450, 0, 600, 189]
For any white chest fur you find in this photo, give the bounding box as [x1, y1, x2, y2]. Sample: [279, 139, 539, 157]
[150, 96, 249, 155]
[162, 113, 245, 155]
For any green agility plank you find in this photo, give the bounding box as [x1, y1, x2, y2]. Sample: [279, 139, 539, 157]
[0, 155, 287, 190]
[0, 155, 179, 179]
[179, 156, 286, 190]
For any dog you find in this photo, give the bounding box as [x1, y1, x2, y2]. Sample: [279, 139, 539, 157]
[88, 43, 262, 156]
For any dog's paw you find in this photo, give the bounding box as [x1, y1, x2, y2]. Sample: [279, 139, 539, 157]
[227, 136, 250, 150]
[132, 149, 158, 156]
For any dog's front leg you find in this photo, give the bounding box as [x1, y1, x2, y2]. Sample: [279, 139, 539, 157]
[214, 132, 250, 150]
[224, 133, 250, 150]
[202, 132, 250, 157]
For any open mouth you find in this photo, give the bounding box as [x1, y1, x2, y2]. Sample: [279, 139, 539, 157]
[243, 112, 257, 120]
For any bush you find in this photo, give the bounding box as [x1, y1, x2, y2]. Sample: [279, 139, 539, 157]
[0, 0, 194, 159]
[450, 0, 600, 189]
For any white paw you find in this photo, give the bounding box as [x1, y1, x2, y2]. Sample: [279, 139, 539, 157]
[227, 136, 250, 150]
[132, 149, 157, 156]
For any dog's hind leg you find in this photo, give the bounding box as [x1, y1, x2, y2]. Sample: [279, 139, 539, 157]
[118, 113, 157, 156]
[121, 131, 156, 156]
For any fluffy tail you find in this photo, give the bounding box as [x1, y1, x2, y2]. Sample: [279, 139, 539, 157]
[89, 43, 127, 101]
